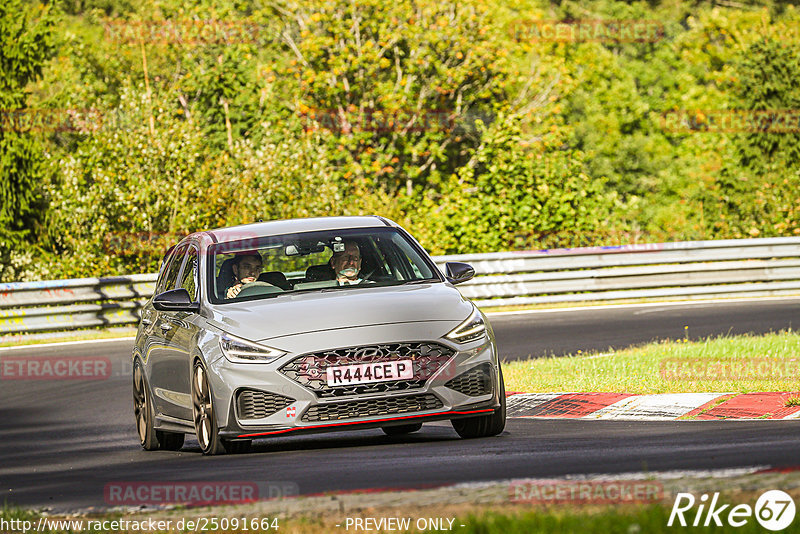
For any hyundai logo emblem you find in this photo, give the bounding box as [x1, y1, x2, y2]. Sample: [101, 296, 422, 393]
[353, 347, 382, 360]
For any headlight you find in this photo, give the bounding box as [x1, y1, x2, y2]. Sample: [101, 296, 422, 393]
[220, 333, 286, 363]
[445, 306, 487, 343]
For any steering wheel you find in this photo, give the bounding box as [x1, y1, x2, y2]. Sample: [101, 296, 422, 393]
[236, 281, 283, 298]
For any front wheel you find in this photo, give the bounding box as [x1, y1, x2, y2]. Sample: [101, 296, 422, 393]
[191, 362, 249, 455]
[192, 362, 226, 455]
[451, 366, 506, 439]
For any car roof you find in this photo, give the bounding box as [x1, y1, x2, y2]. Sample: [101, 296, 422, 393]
[203, 216, 394, 243]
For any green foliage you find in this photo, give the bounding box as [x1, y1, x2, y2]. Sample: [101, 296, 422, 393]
[708, 37, 800, 238]
[0, 0, 55, 247]
[43, 86, 347, 277]
[415, 115, 615, 254]
[273, 0, 510, 194]
[182, 46, 262, 149]
[731, 37, 800, 171]
[45, 86, 215, 276]
[4, 0, 800, 282]
[0, 1, 55, 102]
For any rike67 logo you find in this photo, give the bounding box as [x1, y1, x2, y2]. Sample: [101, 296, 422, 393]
[668, 490, 796, 531]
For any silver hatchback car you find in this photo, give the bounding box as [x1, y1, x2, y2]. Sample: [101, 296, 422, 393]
[133, 216, 505, 455]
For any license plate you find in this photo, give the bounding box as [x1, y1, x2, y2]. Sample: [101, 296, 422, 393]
[326, 360, 414, 386]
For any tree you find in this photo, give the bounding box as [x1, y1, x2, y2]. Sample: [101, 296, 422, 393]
[707, 37, 800, 238]
[0, 0, 55, 246]
[272, 0, 510, 196]
[415, 114, 616, 254]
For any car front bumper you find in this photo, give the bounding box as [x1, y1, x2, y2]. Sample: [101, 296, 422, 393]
[204, 325, 502, 440]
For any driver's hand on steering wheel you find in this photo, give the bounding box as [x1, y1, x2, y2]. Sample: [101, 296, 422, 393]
[226, 277, 256, 298]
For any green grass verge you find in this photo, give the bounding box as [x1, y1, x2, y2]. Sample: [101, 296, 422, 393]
[446, 504, 783, 534]
[503, 331, 800, 394]
[2, 503, 774, 534]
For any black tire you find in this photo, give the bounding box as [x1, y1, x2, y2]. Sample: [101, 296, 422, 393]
[133, 361, 185, 451]
[192, 362, 226, 455]
[382, 423, 422, 436]
[451, 366, 506, 439]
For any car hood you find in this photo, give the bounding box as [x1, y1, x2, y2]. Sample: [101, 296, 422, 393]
[205, 282, 474, 342]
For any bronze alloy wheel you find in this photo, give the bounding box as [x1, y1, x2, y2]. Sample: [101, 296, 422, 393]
[133, 362, 155, 448]
[191, 362, 251, 455]
[192, 363, 217, 454]
[192, 362, 226, 455]
[134, 361, 184, 451]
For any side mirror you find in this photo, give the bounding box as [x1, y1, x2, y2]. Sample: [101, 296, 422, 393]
[445, 262, 475, 285]
[153, 288, 200, 313]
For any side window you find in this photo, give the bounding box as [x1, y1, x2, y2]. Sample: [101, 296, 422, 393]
[157, 245, 175, 278]
[388, 233, 435, 280]
[154, 249, 173, 293]
[159, 244, 188, 293]
[179, 246, 199, 302]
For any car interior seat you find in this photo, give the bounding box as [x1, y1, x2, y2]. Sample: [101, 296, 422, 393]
[216, 257, 237, 298]
[358, 254, 383, 280]
[305, 264, 335, 282]
[258, 271, 292, 290]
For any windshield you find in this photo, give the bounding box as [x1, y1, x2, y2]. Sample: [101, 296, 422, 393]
[207, 227, 441, 303]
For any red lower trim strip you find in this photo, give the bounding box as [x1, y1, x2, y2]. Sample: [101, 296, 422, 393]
[236, 408, 494, 438]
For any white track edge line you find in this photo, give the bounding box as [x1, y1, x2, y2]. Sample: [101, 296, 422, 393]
[0, 336, 137, 352]
[485, 295, 800, 317]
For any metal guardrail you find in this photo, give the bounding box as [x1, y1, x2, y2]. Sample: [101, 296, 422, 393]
[0, 275, 156, 334]
[1, 237, 799, 334]
[443, 237, 800, 307]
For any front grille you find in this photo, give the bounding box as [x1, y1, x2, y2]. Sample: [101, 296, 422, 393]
[236, 389, 295, 420]
[301, 393, 443, 422]
[280, 342, 455, 398]
[445, 364, 493, 397]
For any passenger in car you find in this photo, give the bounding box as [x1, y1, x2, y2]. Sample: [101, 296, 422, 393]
[330, 241, 371, 286]
[225, 252, 264, 298]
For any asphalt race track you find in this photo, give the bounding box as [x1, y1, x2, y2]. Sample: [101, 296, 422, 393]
[2, 297, 799, 511]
